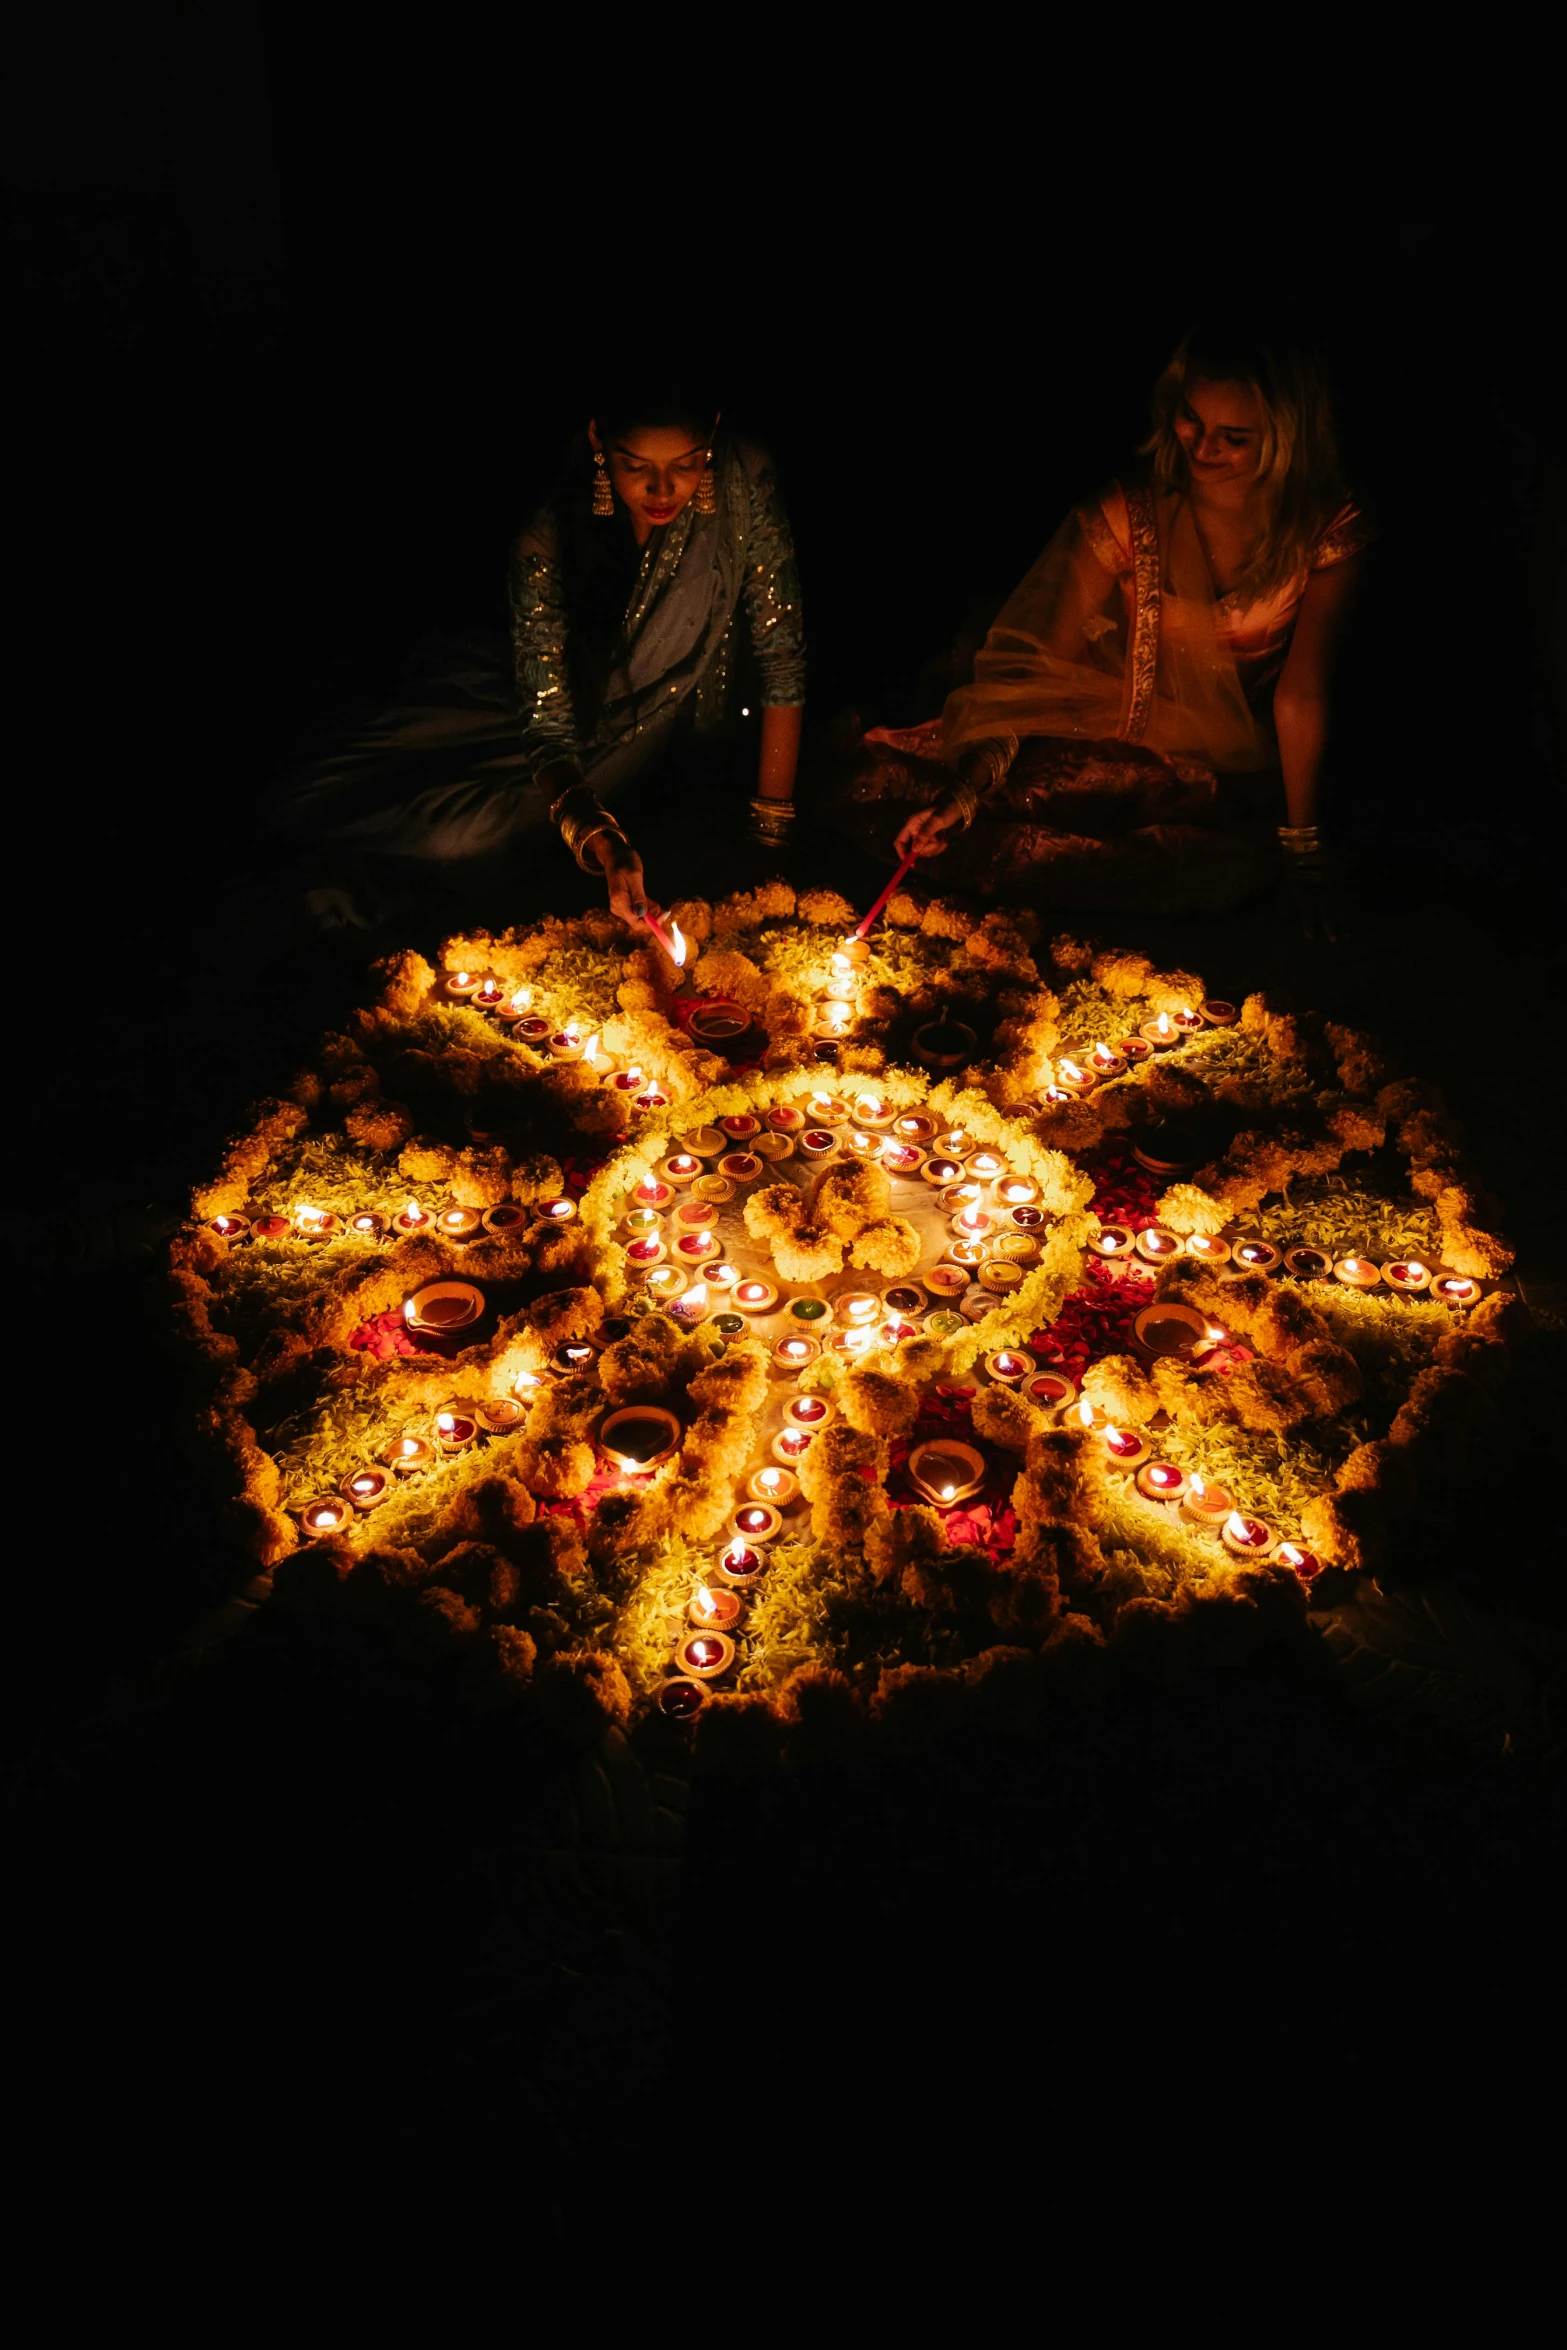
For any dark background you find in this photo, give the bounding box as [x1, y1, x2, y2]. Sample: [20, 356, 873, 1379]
[8, 15, 1563, 2200]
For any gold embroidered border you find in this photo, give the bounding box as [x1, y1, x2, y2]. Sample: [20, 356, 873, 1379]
[1077, 502, 1130, 578]
[1120, 482, 1160, 742]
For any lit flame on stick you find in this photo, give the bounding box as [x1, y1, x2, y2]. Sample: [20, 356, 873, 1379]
[669, 919, 687, 969]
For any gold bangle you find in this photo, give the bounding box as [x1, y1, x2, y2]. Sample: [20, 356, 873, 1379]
[568, 817, 627, 874]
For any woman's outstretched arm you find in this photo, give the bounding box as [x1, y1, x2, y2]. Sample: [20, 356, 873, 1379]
[1274, 555, 1362, 827]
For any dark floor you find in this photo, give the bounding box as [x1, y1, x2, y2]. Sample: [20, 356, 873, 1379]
[12, 790, 1565, 2185]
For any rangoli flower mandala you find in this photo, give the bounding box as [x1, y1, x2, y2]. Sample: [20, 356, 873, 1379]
[172, 881, 1523, 1743]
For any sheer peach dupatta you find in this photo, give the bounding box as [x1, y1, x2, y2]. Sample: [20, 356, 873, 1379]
[941, 484, 1274, 774]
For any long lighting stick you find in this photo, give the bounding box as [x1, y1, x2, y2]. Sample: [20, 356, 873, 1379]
[848, 847, 922, 944]
[641, 908, 688, 969]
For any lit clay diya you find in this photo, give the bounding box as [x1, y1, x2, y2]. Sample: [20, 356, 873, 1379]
[798, 1129, 840, 1163]
[907, 1440, 985, 1507]
[706, 1262, 741, 1292]
[804, 1094, 849, 1124]
[381, 1433, 434, 1475]
[1221, 1510, 1276, 1558]
[715, 1541, 767, 1588]
[940, 1182, 986, 1216]
[551, 1340, 600, 1377]
[657, 1676, 709, 1720]
[881, 1141, 927, 1176]
[921, 1158, 966, 1189]
[293, 1207, 339, 1243]
[642, 1265, 689, 1302]
[667, 1281, 713, 1330]
[785, 1392, 833, 1432]
[1087, 1043, 1127, 1081]
[748, 1465, 799, 1508]
[345, 1208, 387, 1239]
[1136, 1460, 1189, 1505]
[1090, 1224, 1136, 1258]
[1274, 1541, 1323, 1580]
[1433, 1275, 1481, 1308]
[1183, 1232, 1231, 1266]
[632, 1177, 675, 1211]
[674, 1230, 721, 1268]
[657, 1153, 704, 1186]
[471, 979, 505, 1013]
[1228, 1236, 1282, 1275]
[295, 1494, 354, 1537]
[984, 1347, 1036, 1387]
[1053, 1057, 1096, 1096]
[340, 1467, 391, 1511]
[631, 1087, 671, 1115]
[1134, 1225, 1182, 1264]
[1383, 1259, 1434, 1294]
[444, 970, 484, 1002]
[1025, 1369, 1077, 1413]
[878, 1316, 920, 1345]
[843, 1131, 885, 1163]
[533, 1198, 578, 1229]
[836, 1292, 883, 1328]
[964, 1148, 1006, 1182]
[492, 987, 532, 1025]
[731, 1279, 779, 1315]
[434, 1410, 477, 1454]
[1284, 1246, 1332, 1280]
[435, 1206, 482, 1242]
[692, 1174, 737, 1208]
[622, 1206, 664, 1240]
[850, 1095, 896, 1130]
[688, 1584, 743, 1632]
[977, 1260, 1024, 1295]
[1063, 1396, 1114, 1434]
[1334, 1256, 1383, 1290]
[207, 1213, 251, 1242]
[1100, 1425, 1151, 1473]
[547, 1027, 586, 1062]
[730, 1502, 784, 1545]
[1172, 1009, 1206, 1036]
[599, 1406, 681, 1472]
[475, 1397, 526, 1434]
[624, 1236, 667, 1271]
[676, 1631, 736, 1682]
[945, 1238, 989, 1272]
[1139, 1011, 1183, 1051]
[605, 1063, 647, 1094]
[830, 1326, 880, 1362]
[1181, 1475, 1235, 1531]
[893, 1111, 937, 1144]
[950, 1207, 995, 1243]
[993, 1176, 1039, 1210]
[771, 1427, 817, 1466]
[934, 1129, 974, 1158]
[772, 1335, 820, 1374]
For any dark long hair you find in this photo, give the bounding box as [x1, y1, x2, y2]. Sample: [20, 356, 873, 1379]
[551, 381, 723, 733]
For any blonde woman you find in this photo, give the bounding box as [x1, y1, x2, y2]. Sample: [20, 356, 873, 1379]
[842, 332, 1371, 932]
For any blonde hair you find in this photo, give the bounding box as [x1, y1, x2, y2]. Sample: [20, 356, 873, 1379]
[1144, 331, 1346, 601]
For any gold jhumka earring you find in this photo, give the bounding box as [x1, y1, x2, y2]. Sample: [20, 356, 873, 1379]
[591, 451, 614, 517]
[694, 452, 716, 514]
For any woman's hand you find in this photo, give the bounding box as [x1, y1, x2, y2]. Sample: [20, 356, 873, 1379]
[1280, 855, 1343, 944]
[894, 800, 964, 861]
[595, 835, 657, 932]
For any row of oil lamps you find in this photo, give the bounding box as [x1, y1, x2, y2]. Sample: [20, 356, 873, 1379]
[1086, 1220, 1484, 1308]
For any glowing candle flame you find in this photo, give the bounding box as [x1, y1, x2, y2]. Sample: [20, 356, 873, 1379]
[759, 1470, 781, 1494]
[583, 1031, 600, 1061]
[444, 1211, 465, 1227]
[1061, 1060, 1085, 1083]
[1105, 1424, 1121, 1445]
[311, 1508, 335, 1529]
[455, 972, 471, 986]
[1206, 1327, 1226, 1345]
[669, 919, 687, 969]
[1408, 1262, 1426, 1279]
[514, 1372, 542, 1393]
[1157, 1012, 1172, 1036]
[510, 986, 532, 1011]
[437, 1413, 455, 1434]
[352, 1476, 375, 1494]
[564, 1023, 580, 1044]
[1093, 1042, 1115, 1064]
[686, 1283, 708, 1308]
[724, 1543, 746, 1568]
[940, 1484, 956, 1501]
[1277, 1543, 1304, 1568]
[1225, 1511, 1251, 1542]
[1190, 1474, 1206, 1497]
[400, 1438, 419, 1457]
[694, 1586, 716, 1620]
[1077, 1400, 1094, 1427]
[831, 952, 851, 973]
[627, 1066, 644, 1086]
[297, 1204, 321, 1226]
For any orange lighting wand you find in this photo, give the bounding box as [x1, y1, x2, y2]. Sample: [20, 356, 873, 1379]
[641, 910, 688, 970]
